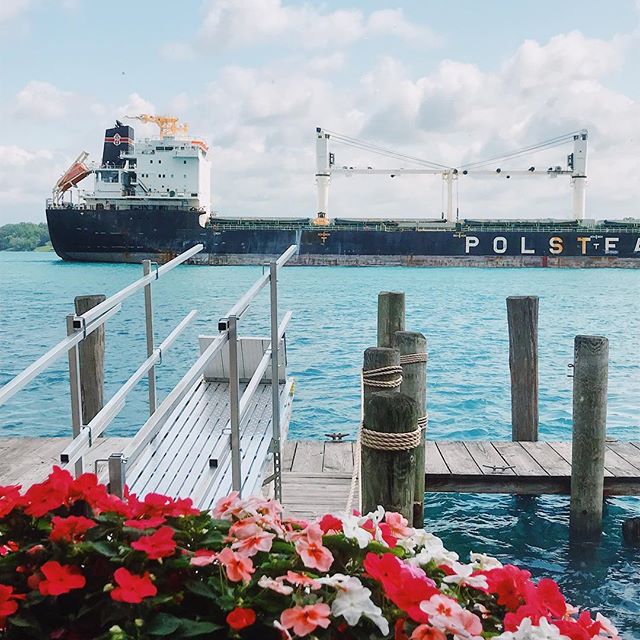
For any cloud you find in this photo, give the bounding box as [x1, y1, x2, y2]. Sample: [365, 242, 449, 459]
[0, 0, 30, 25]
[195, 0, 439, 51]
[14, 81, 72, 120]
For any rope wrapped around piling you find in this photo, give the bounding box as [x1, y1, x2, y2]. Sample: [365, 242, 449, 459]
[399, 352, 428, 365]
[361, 425, 422, 451]
[362, 365, 403, 389]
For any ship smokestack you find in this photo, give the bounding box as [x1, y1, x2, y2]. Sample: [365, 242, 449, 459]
[101, 122, 134, 167]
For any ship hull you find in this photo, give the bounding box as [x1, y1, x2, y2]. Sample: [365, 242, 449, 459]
[46, 207, 640, 267]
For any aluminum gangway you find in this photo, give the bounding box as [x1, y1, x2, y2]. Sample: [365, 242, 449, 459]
[0, 244, 298, 505]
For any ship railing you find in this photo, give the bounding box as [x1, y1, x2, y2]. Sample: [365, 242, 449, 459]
[106, 243, 298, 501]
[0, 242, 298, 503]
[0, 245, 202, 473]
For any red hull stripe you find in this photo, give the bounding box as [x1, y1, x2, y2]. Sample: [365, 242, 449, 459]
[104, 137, 133, 144]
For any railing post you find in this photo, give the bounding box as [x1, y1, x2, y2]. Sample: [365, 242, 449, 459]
[270, 260, 282, 501]
[74, 295, 106, 426]
[570, 335, 608, 541]
[142, 260, 157, 415]
[108, 453, 126, 498]
[66, 314, 84, 477]
[228, 314, 242, 494]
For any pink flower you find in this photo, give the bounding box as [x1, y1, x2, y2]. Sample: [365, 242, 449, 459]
[294, 524, 334, 572]
[230, 521, 275, 557]
[280, 603, 331, 637]
[217, 547, 254, 583]
[213, 492, 245, 519]
[420, 594, 462, 619]
[257, 575, 294, 595]
[190, 549, 217, 567]
[283, 571, 321, 590]
[385, 512, 412, 539]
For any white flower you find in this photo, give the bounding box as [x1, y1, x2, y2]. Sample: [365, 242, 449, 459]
[494, 617, 570, 640]
[340, 514, 373, 549]
[469, 551, 503, 570]
[325, 575, 389, 636]
[442, 561, 489, 590]
[596, 613, 620, 638]
[408, 543, 459, 568]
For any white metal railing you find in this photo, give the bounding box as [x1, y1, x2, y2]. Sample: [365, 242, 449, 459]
[0, 245, 203, 474]
[108, 244, 298, 501]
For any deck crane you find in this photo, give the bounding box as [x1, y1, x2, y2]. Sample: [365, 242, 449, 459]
[314, 128, 588, 224]
[126, 114, 189, 138]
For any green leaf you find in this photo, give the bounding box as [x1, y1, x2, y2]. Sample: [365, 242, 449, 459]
[87, 541, 119, 557]
[147, 613, 182, 636]
[185, 580, 218, 600]
[8, 615, 36, 628]
[177, 619, 223, 637]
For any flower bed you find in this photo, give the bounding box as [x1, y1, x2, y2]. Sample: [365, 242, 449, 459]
[0, 467, 621, 639]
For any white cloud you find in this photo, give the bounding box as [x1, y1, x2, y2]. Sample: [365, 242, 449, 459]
[14, 81, 72, 120]
[0, 0, 30, 25]
[196, 0, 439, 51]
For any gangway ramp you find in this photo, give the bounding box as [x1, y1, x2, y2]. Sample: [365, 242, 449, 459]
[0, 244, 299, 507]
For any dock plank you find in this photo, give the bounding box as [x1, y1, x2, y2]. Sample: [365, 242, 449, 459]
[323, 442, 354, 473]
[282, 441, 297, 472]
[425, 441, 449, 474]
[290, 441, 324, 473]
[436, 441, 482, 475]
[464, 441, 515, 475]
[523, 442, 571, 476]
[493, 442, 547, 476]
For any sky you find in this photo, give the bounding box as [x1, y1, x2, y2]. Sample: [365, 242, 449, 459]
[1, 0, 640, 223]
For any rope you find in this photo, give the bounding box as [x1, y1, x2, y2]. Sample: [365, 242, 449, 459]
[361, 426, 422, 451]
[399, 353, 427, 365]
[362, 365, 403, 389]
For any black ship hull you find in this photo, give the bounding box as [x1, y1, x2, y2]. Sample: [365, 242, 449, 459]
[46, 207, 640, 267]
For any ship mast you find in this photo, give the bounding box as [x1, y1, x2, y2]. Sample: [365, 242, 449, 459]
[315, 128, 588, 224]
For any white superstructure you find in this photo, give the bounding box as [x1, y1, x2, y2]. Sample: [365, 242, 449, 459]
[52, 115, 211, 214]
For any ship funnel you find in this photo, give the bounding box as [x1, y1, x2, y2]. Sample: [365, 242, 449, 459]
[101, 122, 134, 167]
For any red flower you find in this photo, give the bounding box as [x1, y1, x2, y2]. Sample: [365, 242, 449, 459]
[0, 584, 24, 630]
[554, 611, 603, 640]
[318, 514, 343, 534]
[23, 467, 74, 517]
[226, 607, 256, 631]
[50, 516, 96, 543]
[364, 553, 437, 622]
[525, 578, 566, 618]
[0, 541, 18, 556]
[0, 485, 21, 518]
[38, 561, 86, 596]
[128, 493, 199, 519]
[483, 564, 532, 611]
[110, 568, 157, 603]
[131, 526, 176, 560]
[124, 516, 166, 530]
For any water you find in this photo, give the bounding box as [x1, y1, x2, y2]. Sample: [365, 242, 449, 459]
[1, 252, 639, 635]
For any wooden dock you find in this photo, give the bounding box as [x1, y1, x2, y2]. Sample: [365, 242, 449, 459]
[3, 438, 640, 521]
[279, 439, 640, 519]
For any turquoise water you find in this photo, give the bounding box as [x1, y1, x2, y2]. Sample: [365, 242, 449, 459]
[1, 252, 639, 635]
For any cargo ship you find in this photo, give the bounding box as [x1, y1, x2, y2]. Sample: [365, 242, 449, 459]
[46, 118, 640, 267]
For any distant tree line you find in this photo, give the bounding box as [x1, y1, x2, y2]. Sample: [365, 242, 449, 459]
[0, 222, 50, 251]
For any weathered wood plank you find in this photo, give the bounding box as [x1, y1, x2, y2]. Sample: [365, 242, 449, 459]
[464, 441, 515, 475]
[603, 447, 640, 478]
[323, 442, 353, 473]
[523, 442, 571, 476]
[493, 442, 547, 476]
[605, 442, 640, 474]
[437, 441, 482, 475]
[547, 442, 613, 477]
[290, 441, 324, 473]
[425, 441, 449, 475]
[282, 441, 297, 472]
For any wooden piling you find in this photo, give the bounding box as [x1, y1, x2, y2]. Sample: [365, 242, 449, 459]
[363, 347, 401, 405]
[74, 295, 106, 425]
[394, 331, 427, 527]
[361, 390, 419, 519]
[377, 292, 405, 348]
[506, 296, 539, 442]
[570, 335, 608, 541]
